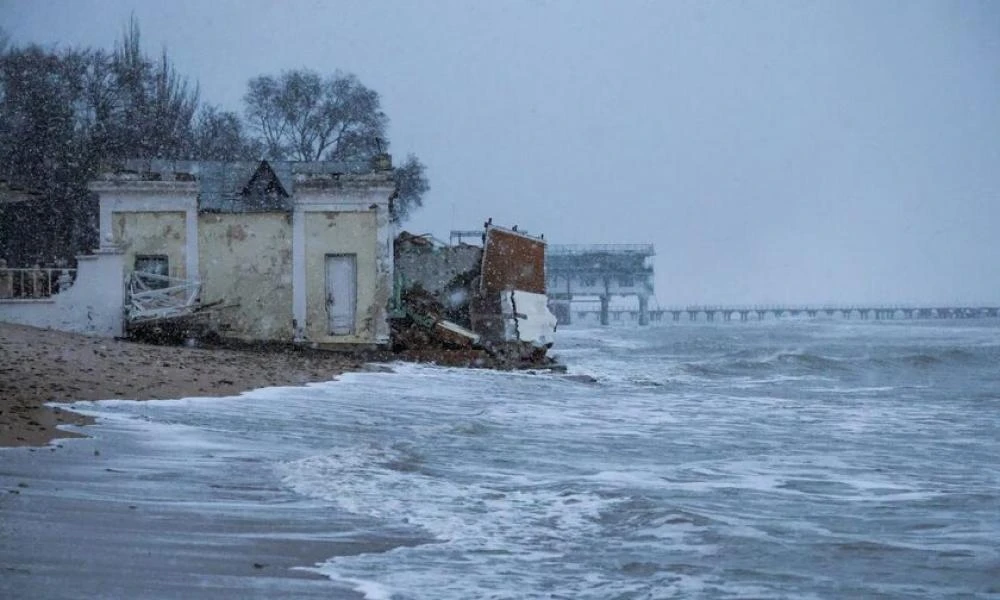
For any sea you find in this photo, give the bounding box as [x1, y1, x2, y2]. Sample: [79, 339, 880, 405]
[53, 319, 1000, 598]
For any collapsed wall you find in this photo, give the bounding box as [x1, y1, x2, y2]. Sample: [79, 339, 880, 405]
[392, 225, 559, 369]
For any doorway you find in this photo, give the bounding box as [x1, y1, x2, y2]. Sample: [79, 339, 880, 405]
[325, 254, 357, 335]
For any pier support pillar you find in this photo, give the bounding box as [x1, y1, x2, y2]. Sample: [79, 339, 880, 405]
[549, 299, 572, 326]
[599, 295, 610, 326]
[638, 295, 649, 326]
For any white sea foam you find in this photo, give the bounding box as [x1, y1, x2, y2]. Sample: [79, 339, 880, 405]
[280, 445, 616, 545]
[311, 572, 395, 600]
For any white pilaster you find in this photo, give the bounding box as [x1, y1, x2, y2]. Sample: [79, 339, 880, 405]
[185, 203, 198, 281]
[373, 201, 394, 344]
[292, 207, 307, 340]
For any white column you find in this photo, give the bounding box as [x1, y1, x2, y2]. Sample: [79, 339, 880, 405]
[98, 197, 114, 249]
[373, 199, 394, 345]
[185, 198, 199, 281]
[292, 207, 307, 341]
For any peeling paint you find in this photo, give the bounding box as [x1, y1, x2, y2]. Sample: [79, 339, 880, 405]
[93, 160, 394, 347]
[304, 211, 382, 345]
[112, 211, 187, 279]
[199, 213, 293, 341]
[226, 223, 249, 247]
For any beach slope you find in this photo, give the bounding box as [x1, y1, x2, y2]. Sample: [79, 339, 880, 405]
[0, 323, 361, 447]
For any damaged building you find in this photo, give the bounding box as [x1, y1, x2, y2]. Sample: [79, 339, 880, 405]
[392, 224, 559, 368]
[1, 158, 395, 347]
[92, 158, 395, 346]
[1, 157, 560, 367]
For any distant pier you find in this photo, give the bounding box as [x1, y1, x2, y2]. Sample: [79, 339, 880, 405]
[541, 242, 999, 326]
[569, 305, 1000, 324]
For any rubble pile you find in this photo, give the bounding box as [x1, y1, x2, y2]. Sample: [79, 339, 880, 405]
[391, 224, 561, 370]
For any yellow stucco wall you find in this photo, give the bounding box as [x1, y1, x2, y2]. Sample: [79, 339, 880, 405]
[112, 211, 187, 279]
[198, 213, 294, 341]
[304, 211, 378, 344]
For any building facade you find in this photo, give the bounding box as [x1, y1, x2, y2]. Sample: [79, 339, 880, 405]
[89, 158, 395, 347]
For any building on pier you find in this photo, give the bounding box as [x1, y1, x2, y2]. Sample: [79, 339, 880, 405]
[545, 244, 655, 326]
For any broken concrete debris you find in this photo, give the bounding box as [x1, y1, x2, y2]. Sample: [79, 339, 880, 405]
[501, 290, 558, 347]
[392, 223, 560, 370]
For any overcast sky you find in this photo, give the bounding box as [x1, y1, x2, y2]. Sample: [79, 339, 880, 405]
[4, 0, 998, 305]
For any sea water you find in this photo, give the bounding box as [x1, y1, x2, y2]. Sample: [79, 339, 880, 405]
[65, 320, 1000, 598]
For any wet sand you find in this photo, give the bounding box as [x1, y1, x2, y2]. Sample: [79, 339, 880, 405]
[0, 322, 541, 597]
[0, 322, 403, 598]
[0, 322, 364, 447]
[0, 409, 424, 599]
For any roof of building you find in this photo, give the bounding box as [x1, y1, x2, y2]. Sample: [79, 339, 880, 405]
[198, 160, 293, 213]
[102, 157, 393, 213]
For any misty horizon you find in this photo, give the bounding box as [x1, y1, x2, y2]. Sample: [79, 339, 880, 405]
[3, 0, 998, 306]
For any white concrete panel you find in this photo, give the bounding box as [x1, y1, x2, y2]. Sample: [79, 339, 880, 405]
[501, 290, 558, 346]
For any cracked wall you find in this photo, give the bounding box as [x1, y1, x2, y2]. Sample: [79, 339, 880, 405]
[198, 213, 293, 341]
[396, 245, 483, 298]
[112, 211, 187, 279]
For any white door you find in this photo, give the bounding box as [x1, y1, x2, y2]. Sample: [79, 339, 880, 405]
[326, 254, 357, 335]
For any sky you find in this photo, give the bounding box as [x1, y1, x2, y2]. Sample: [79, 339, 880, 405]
[3, 0, 999, 306]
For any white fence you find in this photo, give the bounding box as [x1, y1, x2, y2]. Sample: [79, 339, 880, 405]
[0, 267, 76, 299]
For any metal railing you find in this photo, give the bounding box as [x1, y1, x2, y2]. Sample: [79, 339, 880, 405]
[547, 244, 655, 256]
[0, 267, 77, 299]
[662, 304, 1000, 312]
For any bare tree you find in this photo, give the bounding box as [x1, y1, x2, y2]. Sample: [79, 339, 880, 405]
[192, 105, 261, 160]
[0, 16, 205, 264]
[243, 69, 387, 162]
[108, 16, 199, 158]
[391, 154, 429, 224]
[243, 68, 429, 222]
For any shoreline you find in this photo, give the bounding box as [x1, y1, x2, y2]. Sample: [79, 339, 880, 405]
[1, 321, 563, 448]
[0, 406, 376, 599]
[0, 322, 367, 447]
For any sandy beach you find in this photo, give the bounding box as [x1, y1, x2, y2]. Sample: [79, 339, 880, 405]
[0, 322, 411, 598]
[0, 321, 558, 597]
[0, 322, 366, 447]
